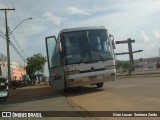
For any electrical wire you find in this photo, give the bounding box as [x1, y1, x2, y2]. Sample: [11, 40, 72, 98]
[9, 26, 29, 58]
[0, 12, 6, 29]
[10, 42, 26, 62]
[0, 0, 27, 63]
[3, 0, 10, 8]
[1, 0, 29, 57]
[0, 33, 5, 39]
[8, 0, 30, 57]
[9, 0, 14, 8]
[0, 31, 26, 63]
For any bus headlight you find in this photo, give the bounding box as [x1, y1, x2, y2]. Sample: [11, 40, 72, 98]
[105, 66, 111, 70]
[105, 65, 116, 70]
[111, 65, 116, 69]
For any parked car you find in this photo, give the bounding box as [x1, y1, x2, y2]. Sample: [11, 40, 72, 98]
[0, 76, 9, 100]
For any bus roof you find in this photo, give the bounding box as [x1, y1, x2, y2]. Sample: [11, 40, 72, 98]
[60, 26, 107, 33]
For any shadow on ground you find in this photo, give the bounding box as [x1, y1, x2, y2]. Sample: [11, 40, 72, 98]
[1, 85, 105, 105]
[0, 85, 60, 105]
[59, 86, 104, 97]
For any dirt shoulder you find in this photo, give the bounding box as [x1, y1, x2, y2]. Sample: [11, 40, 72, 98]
[7, 84, 56, 102]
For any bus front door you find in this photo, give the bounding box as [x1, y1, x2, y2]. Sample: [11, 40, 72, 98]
[45, 36, 65, 90]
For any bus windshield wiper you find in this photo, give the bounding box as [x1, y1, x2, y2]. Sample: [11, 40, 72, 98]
[79, 51, 89, 63]
[90, 44, 105, 61]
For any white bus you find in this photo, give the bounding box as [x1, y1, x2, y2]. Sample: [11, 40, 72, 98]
[45, 26, 116, 90]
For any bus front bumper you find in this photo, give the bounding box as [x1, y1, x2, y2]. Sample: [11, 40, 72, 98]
[66, 69, 116, 88]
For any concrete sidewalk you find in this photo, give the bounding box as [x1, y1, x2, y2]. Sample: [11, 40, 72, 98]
[1, 85, 91, 120]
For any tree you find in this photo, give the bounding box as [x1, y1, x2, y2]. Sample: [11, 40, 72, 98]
[26, 54, 47, 79]
[121, 61, 133, 75]
[116, 60, 133, 75]
[116, 60, 122, 73]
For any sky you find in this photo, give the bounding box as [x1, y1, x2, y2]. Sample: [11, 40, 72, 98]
[0, 0, 160, 76]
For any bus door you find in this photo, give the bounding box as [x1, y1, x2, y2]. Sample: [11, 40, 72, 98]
[45, 36, 65, 89]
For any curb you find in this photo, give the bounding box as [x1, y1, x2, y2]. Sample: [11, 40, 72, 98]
[117, 75, 160, 79]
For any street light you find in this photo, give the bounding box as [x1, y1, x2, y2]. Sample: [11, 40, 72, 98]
[6, 17, 32, 81]
[9, 17, 32, 35]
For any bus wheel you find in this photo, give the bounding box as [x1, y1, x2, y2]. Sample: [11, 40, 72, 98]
[96, 83, 103, 88]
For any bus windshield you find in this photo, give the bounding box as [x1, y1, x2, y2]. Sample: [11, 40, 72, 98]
[62, 30, 114, 65]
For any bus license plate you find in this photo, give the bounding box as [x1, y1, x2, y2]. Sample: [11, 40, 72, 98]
[89, 76, 97, 80]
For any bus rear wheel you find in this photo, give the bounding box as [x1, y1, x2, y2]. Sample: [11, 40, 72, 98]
[96, 83, 103, 88]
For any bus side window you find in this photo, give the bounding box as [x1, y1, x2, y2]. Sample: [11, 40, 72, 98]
[51, 42, 61, 67]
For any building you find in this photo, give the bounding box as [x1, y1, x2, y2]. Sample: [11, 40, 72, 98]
[134, 57, 160, 71]
[11, 62, 26, 80]
[0, 61, 26, 80]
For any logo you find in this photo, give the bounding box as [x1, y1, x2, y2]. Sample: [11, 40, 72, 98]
[2, 112, 11, 117]
[91, 67, 94, 72]
[53, 75, 62, 80]
[52, 73, 62, 80]
[1, 112, 42, 118]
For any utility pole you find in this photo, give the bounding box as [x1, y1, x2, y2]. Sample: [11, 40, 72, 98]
[115, 38, 135, 66]
[0, 8, 15, 80]
[115, 38, 143, 71]
[127, 38, 134, 66]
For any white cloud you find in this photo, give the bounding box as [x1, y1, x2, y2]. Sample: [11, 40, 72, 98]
[141, 31, 150, 43]
[141, 31, 157, 51]
[43, 12, 62, 25]
[154, 31, 160, 39]
[67, 6, 91, 16]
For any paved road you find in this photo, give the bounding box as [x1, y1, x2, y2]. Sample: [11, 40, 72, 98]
[0, 85, 90, 120]
[61, 77, 160, 120]
[0, 77, 160, 120]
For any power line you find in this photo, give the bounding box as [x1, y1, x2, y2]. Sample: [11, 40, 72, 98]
[0, 28, 6, 40]
[0, 22, 29, 63]
[0, 12, 6, 28]
[0, 8, 15, 81]
[1, 0, 29, 58]
[0, 19, 27, 63]
[9, 0, 15, 8]
[3, 0, 10, 8]
[0, 0, 30, 64]
[0, 27, 5, 34]
[0, 33, 26, 62]
[10, 42, 26, 62]
[7, 0, 30, 57]
[9, 20, 29, 57]
[9, 31, 28, 57]
[0, 32, 5, 39]
[0, 30, 5, 36]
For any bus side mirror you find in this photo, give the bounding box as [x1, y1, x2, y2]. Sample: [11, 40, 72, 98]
[109, 34, 116, 49]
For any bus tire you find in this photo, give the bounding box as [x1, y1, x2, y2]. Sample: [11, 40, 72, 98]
[96, 83, 103, 88]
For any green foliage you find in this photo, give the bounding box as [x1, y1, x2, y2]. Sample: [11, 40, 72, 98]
[116, 60, 133, 74]
[0, 53, 7, 62]
[26, 54, 47, 77]
[115, 60, 122, 69]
